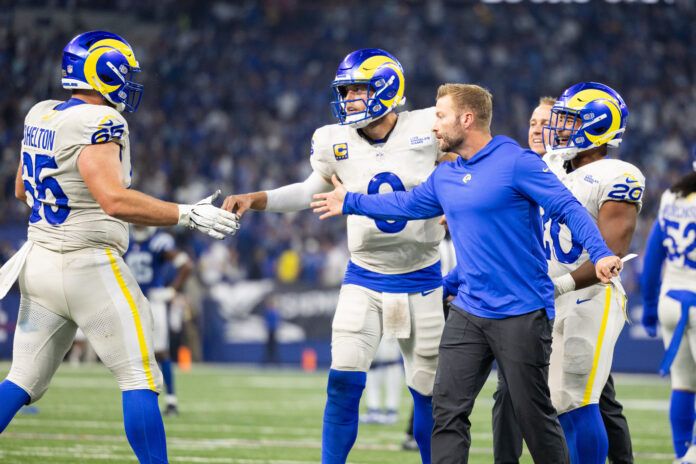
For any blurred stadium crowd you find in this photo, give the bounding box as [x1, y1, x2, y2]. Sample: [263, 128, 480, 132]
[1, 0, 694, 294]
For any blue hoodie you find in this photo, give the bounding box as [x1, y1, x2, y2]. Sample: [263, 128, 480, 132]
[343, 136, 613, 319]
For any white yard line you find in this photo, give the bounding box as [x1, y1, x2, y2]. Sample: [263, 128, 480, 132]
[0, 448, 319, 463]
[2, 431, 673, 461]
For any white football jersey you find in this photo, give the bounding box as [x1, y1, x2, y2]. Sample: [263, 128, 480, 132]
[21, 99, 132, 254]
[310, 107, 445, 274]
[657, 189, 696, 289]
[541, 156, 645, 278]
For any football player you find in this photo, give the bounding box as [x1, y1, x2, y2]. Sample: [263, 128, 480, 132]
[0, 31, 238, 463]
[222, 48, 445, 464]
[125, 226, 193, 416]
[542, 82, 644, 464]
[493, 96, 634, 464]
[641, 153, 696, 464]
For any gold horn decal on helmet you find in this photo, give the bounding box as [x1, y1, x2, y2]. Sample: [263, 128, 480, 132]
[84, 47, 121, 94]
[88, 38, 139, 68]
[354, 56, 405, 109]
[567, 89, 621, 146]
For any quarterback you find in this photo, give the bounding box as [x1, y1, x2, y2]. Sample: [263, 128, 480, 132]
[223, 48, 445, 464]
[542, 82, 644, 464]
[0, 31, 238, 463]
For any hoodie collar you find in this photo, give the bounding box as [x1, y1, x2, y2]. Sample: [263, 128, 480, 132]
[458, 135, 519, 166]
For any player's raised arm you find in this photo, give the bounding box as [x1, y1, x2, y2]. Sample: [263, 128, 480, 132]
[78, 141, 239, 240]
[312, 171, 444, 221]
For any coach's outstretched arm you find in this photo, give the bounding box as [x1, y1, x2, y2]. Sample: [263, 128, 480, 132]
[512, 150, 622, 283]
[76, 142, 239, 239]
[312, 173, 444, 221]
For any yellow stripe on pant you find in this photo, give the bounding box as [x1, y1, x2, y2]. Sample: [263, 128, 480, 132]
[105, 248, 157, 391]
[581, 285, 612, 406]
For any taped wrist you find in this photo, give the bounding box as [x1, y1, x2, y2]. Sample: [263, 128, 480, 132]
[553, 273, 576, 297]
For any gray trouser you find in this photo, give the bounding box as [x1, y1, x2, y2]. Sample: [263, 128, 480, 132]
[432, 307, 569, 464]
[491, 372, 633, 463]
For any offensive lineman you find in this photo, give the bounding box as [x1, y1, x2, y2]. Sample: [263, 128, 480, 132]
[542, 82, 644, 464]
[641, 154, 696, 464]
[125, 226, 193, 416]
[0, 31, 239, 463]
[222, 48, 445, 464]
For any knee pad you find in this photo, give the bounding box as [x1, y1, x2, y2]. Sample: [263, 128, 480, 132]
[408, 365, 437, 396]
[8, 299, 75, 403]
[6, 368, 49, 404]
[331, 339, 371, 372]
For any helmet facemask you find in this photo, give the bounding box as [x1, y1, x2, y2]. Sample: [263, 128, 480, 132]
[331, 77, 399, 129]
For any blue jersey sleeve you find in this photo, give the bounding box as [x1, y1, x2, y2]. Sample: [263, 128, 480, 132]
[513, 150, 613, 264]
[343, 169, 444, 220]
[442, 268, 459, 300]
[640, 219, 666, 318]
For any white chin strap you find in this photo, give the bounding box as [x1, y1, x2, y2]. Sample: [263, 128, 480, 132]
[346, 114, 373, 129]
[546, 145, 579, 161]
[546, 137, 623, 161]
[345, 111, 387, 129]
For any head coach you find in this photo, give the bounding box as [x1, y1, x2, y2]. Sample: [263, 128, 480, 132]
[311, 83, 624, 464]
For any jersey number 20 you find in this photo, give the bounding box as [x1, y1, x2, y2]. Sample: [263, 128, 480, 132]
[22, 152, 70, 225]
[368, 172, 407, 234]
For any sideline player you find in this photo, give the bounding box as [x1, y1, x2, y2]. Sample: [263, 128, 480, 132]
[542, 82, 644, 464]
[125, 226, 193, 415]
[222, 48, 445, 464]
[492, 95, 634, 464]
[0, 31, 238, 463]
[641, 155, 696, 464]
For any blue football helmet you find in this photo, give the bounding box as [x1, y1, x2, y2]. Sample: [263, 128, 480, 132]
[330, 48, 406, 128]
[543, 82, 628, 160]
[61, 31, 143, 113]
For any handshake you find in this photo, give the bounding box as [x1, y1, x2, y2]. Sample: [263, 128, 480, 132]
[177, 190, 240, 240]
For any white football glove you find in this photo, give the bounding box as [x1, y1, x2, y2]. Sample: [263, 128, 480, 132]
[177, 190, 240, 240]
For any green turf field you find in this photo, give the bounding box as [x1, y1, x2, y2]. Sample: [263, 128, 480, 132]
[0, 363, 677, 463]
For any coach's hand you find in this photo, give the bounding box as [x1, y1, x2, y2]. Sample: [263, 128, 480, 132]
[222, 194, 253, 217]
[595, 255, 622, 283]
[311, 175, 347, 220]
[178, 190, 240, 240]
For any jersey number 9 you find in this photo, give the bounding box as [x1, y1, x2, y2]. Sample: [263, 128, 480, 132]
[368, 172, 407, 234]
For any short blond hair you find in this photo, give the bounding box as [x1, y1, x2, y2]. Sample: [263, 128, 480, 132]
[539, 96, 556, 107]
[436, 83, 493, 130]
